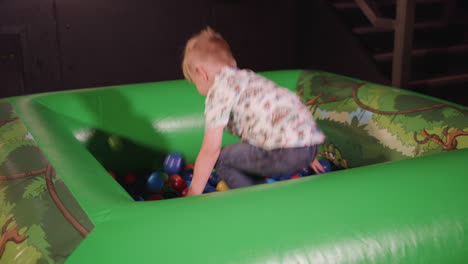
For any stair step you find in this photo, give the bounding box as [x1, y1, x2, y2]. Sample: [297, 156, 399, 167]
[409, 74, 468, 106]
[333, 0, 448, 9]
[377, 48, 468, 81]
[330, 0, 468, 106]
[353, 20, 446, 34]
[409, 73, 468, 87]
[374, 43, 468, 62]
[334, 1, 447, 28]
[359, 23, 468, 52]
[410, 81, 468, 106]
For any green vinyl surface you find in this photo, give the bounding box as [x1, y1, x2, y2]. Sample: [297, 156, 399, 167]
[4, 69, 468, 263]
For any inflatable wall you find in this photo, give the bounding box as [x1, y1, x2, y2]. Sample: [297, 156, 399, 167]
[1, 70, 467, 263]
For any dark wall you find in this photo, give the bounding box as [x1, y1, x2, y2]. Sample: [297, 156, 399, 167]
[211, 1, 298, 71]
[0, 0, 300, 96]
[0, 0, 62, 95]
[57, 0, 298, 90]
[0, 34, 27, 97]
[56, 1, 211, 89]
[296, 0, 389, 85]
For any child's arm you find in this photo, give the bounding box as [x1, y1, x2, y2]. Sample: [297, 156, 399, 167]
[186, 126, 224, 196]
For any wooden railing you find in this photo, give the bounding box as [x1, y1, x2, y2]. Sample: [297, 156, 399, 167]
[354, 0, 415, 89]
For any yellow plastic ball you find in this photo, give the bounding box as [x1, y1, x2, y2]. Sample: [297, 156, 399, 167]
[216, 180, 230, 192]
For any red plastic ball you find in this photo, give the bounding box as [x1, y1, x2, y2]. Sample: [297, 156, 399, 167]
[123, 173, 137, 185]
[181, 188, 189, 197]
[146, 194, 164, 201]
[291, 174, 301, 179]
[168, 175, 187, 193]
[108, 171, 117, 180]
[184, 164, 195, 170]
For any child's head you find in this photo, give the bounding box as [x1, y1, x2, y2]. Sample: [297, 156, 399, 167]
[182, 27, 236, 95]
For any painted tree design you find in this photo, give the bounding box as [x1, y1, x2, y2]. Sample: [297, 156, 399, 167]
[297, 71, 468, 159]
[0, 164, 90, 248]
[0, 114, 91, 261]
[414, 126, 468, 151]
[0, 216, 27, 257]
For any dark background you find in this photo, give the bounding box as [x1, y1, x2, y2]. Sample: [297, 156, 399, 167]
[1, 0, 467, 105]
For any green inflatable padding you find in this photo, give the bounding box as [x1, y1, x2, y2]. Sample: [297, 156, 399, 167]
[3, 69, 468, 263]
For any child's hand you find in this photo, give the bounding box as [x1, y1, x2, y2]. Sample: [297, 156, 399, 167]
[187, 126, 224, 197]
[186, 188, 199, 197]
[311, 158, 326, 174]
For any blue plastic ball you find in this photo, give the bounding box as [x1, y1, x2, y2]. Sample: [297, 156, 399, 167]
[163, 152, 184, 175]
[182, 169, 193, 181]
[266, 178, 277, 183]
[269, 175, 282, 181]
[132, 195, 144, 201]
[186, 180, 192, 188]
[298, 166, 313, 177]
[208, 171, 221, 186]
[203, 184, 217, 193]
[147, 171, 165, 193]
[318, 159, 332, 173]
[270, 174, 293, 181]
[279, 174, 293, 181]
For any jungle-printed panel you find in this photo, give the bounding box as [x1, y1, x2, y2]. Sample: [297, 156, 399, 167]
[0, 99, 94, 264]
[297, 70, 468, 169]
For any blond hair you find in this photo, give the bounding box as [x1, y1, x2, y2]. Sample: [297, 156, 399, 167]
[182, 27, 236, 82]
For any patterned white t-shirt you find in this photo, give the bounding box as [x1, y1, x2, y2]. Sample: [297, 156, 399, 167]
[205, 66, 325, 150]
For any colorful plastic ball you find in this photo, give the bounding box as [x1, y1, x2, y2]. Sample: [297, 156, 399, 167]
[163, 152, 184, 175]
[266, 178, 277, 183]
[132, 195, 144, 201]
[181, 169, 193, 182]
[203, 184, 217, 193]
[186, 181, 192, 188]
[168, 174, 187, 193]
[147, 171, 165, 193]
[160, 172, 169, 182]
[146, 194, 164, 201]
[108, 171, 117, 180]
[318, 159, 332, 173]
[162, 191, 179, 199]
[290, 174, 301, 179]
[269, 175, 282, 181]
[270, 174, 293, 181]
[298, 166, 313, 177]
[181, 188, 189, 197]
[279, 174, 294, 181]
[168, 174, 183, 185]
[208, 171, 221, 186]
[216, 180, 230, 191]
[123, 173, 137, 185]
[184, 164, 195, 170]
[107, 135, 123, 151]
[161, 183, 176, 194]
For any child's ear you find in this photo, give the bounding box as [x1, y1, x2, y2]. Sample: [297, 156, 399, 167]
[195, 66, 209, 81]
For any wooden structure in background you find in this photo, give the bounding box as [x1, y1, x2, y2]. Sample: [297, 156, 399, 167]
[355, 0, 415, 88]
